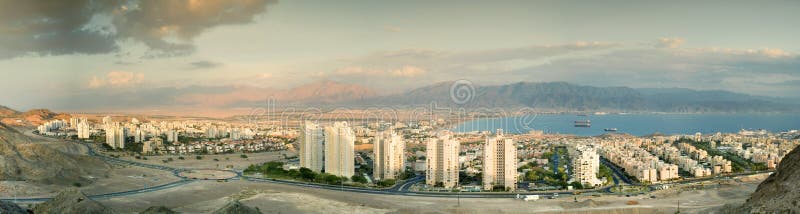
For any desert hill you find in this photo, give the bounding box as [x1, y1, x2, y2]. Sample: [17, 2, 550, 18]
[0, 106, 71, 126]
[33, 188, 116, 214]
[0, 105, 18, 117]
[0, 122, 109, 185]
[739, 145, 800, 212]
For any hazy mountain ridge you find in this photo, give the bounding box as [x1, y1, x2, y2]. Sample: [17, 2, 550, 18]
[28, 80, 799, 113]
[350, 81, 796, 113]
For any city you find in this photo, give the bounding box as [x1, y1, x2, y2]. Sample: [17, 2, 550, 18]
[2, 0, 800, 213]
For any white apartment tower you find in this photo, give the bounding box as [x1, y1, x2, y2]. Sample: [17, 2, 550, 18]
[426, 132, 460, 189]
[373, 131, 405, 180]
[300, 121, 325, 172]
[324, 121, 355, 178]
[166, 130, 178, 143]
[105, 123, 126, 149]
[77, 120, 91, 139]
[571, 144, 602, 187]
[482, 130, 517, 191]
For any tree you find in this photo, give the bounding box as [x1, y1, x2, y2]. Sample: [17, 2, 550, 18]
[240, 154, 248, 159]
[570, 181, 584, 189]
[299, 167, 316, 181]
[377, 179, 396, 187]
[351, 174, 368, 184]
[321, 174, 342, 185]
[196, 155, 203, 160]
[525, 170, 540, 181]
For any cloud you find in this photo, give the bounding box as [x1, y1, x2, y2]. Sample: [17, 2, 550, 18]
[330, 65, 427, 78]
[308, 39, 799, 96]
[189, 60, 223, 69]
[391, 66, 426, 77]
[656, 38, 685, 48]
[88, 71, 145, 88]
[0, 0, 277, 60]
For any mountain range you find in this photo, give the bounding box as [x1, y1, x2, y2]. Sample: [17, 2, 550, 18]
[355, 81, 797, 113]
[28, 81, 800, 113]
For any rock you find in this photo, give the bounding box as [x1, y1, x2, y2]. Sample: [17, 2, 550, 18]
[212, 200, 262, 214]
[0, 200, 28, 214]
[740, 145, 800, 213]
[140, 206, 179, 214]
[33, 188, 115, 214]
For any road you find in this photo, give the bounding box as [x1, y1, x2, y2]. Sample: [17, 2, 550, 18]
[600, 157, 635, 185]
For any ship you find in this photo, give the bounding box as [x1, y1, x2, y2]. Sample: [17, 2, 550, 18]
[604, 128, 618, 132]
[574, 120, 591, 127]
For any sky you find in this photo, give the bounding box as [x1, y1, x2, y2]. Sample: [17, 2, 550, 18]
[1, 0, 799, 111]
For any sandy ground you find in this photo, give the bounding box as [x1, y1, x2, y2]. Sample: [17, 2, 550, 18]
[78, 165, 181, 196]
[96, 173, 768, 214]
[118, 151, 290, 170]
[0, 163, 180, 198]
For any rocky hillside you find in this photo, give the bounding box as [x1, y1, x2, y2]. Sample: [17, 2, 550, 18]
[33, 188, 116, 214]
[0, 122, 109, 185]
[139, 206, 178, 214]
[0, 200, 27, 214]
[212, 200, 262, 214]
[740, 145, 800, 212]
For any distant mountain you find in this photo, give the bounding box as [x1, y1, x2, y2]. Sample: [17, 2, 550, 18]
[351, 81, 797, 113]
[0, 107, 72, 126]
[0, 105, 18, 117]
[36, 80, 799, 113]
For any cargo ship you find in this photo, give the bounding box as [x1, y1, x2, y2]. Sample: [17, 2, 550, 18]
[574, 120, 591, 127]
[604, 128, 618, 132]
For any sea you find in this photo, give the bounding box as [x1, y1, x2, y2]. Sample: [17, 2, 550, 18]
[451, 113, 800, 136]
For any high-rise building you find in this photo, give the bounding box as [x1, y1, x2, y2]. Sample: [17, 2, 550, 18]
[77, 121, 91, 139]
[324, 121, 355, 178]
[571, 144, 602, 187]
[426, 131, 460, 189]
[166, 130, 178, 143]
[105, 122, 126, 149]
[300, 121, 325, 172]
[134, 128, 145, 143]
[482, 129, 517, 191]
[69, 117, 79, 129]
[373, 131, 405, 180]
[206, 125, 218, 139]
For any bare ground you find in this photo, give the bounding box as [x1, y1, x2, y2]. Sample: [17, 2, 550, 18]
[94, 174, 767, 214]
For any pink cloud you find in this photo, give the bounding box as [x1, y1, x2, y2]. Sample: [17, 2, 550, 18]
[88, 71, 145, 88]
